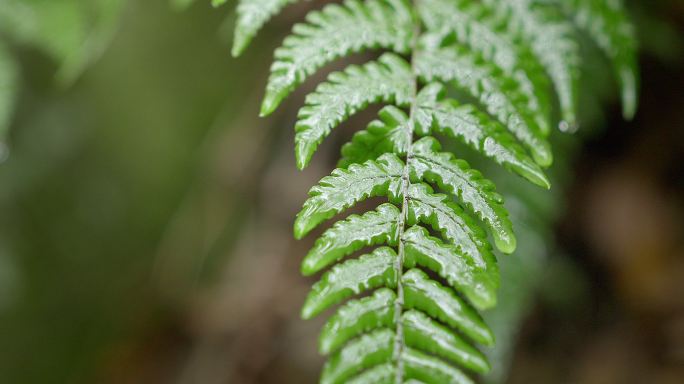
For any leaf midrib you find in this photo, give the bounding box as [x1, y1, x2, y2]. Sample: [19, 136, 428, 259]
[392, 4, 422, 383]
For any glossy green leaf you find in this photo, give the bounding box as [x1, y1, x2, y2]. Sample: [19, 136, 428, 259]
[347, 363, 396, 384]
[302, 247, 397, 319]
[415, 41, 553, 166]
[403, 310, 490, 373]
[403, 225, 497, 310]
[232, 0, 298, 57]
[415, 83, 550, 188]
[410, 136, 515, 253]
[406, 183, 496, 277]
[301, 203, 399, 276]
[418, 0, 552, 134]
[403, 268, 494, 346]
[260, 0, 413, 115]
[321, 328, 394, 384]
[216, 0, 641, 381]
[319, 288, 396, 354]
[295, 153, 403, 239]
[339, 106, 412, 168]
[292, 53, 413, 169]
[559, 0, 639, 119]
[402, 347, 474, 384]
[483, 0, 580, 128]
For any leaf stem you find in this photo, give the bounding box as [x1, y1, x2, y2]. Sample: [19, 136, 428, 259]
[393, 4, 422, 383]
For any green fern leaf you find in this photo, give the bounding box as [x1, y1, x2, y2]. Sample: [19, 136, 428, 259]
[415, 40, 553, 166]
[301, 203, 399, 275]
[259, 0, 413, 116]
[411, 136, 515, 254]
[340, 106, 411, 168]
[294, 153, 403, 239]
[403, 225, 497, 310]
[346, 363, 396, 384]
[484, 0, 580, 128]
[418, 0, 553, 135]
[407, 183, 496, 279]
[402, 310, 490, 373]
[402, 347, 473, 384]
[319, 292, 489, 375]
[339, 84, 550, 188]
[403, 268, 494, 346]
[321, 328, 394, 384]
[347, 366, 436, 384]
[220, 0, 639, 381]
[319, 288, 396, 354]
[415, 83, 550, 188]
[323, 327, 479, 384]
[232, 0, 298, 57]
[302, 247, 398, 319]
[328, 311, 488, 383]
[292, 53, 413, 169]
[559, 0, 639, 119]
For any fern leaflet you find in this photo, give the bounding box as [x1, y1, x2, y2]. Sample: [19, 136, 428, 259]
[555, 0, 639, 119]
[224, 0, 639, 382]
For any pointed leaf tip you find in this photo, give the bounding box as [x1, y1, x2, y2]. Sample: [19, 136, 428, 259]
[295, 141, 313, 170]
[301, 257, 318, 277]
[230, 45, 241, 58]
[293, 219, 307, 240]
[493, 232, 516, 255]
[534, 172, 552, 190]
[532, 143, 553, 168]
[260, 87, 285, 117]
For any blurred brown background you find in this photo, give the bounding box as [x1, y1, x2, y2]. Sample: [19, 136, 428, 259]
[0, 0, 682, 383]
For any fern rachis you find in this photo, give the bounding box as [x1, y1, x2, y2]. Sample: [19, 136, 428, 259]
[218, 0, 639, 382]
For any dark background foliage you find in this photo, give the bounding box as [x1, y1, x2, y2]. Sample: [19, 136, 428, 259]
[0, 0, 682, 383]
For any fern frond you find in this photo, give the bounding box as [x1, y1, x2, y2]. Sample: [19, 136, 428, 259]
[222, 0, 640, 381]
[415, 38, 553, 166]
[293, 54, 413, 169]
[259, 0, 413, 116]
[558, 0, 639, 119]
[483, 0, 580, 128]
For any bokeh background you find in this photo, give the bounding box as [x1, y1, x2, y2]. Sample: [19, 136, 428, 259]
[0, 0, 682, 383]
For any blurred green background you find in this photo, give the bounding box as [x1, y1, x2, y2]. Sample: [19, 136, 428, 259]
[0, 1, 682, 383]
